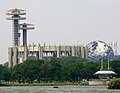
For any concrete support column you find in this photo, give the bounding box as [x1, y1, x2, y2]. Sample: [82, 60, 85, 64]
[57, 46, 60, 58]
[8, 47, 13, 68]
[24, 46, 28, 61]
[13, 47, 18, 66]
[81, 46, 85, 58]
[22, 53, 24, 62]
[72, 46, 75, 56]
[38, 46, 43, 59]
[84, 47, 88, 59]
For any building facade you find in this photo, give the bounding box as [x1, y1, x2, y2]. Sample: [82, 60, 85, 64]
[8, 45, 88, 67]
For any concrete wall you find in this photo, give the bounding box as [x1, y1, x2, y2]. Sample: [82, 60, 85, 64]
[8, 45, 88, 68]
[89, 79, 110, 85]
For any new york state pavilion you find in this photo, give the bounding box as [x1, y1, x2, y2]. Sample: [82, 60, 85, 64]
[6, 8, 88, 68]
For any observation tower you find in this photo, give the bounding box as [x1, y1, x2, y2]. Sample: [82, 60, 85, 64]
[6, 8, 26, 67]
[6, 8, 26, 46]
[19, 23, 35, 46]
[19, 23, 35, 61]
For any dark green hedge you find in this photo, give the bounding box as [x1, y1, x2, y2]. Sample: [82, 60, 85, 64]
[108, 78, 120, 89]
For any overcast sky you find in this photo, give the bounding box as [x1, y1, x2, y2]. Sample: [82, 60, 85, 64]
[0, 0, 120, 64]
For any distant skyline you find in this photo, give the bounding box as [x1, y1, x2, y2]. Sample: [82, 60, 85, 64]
[1, 0, 120, 64]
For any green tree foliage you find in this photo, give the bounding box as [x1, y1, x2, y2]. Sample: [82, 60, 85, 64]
[1, 66, 11, 83]
[0, 57, 120, 84]
[111, 60, 120, 77]
[0, 65, 11, 83]
[12, 64, 24, 83]
[12, 60, 44, 83]
[49, 58, 61, 81]
[0, 65, 4, 80]
[108, 78, 120, 89]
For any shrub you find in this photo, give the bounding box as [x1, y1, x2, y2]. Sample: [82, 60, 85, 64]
[108, 78, 120, 89]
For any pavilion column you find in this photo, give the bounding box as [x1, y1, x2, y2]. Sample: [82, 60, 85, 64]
[8, 47, 13, 68]
[84, 47, 88, 59]
[39, 46, 43, 59]
[13, 47, 18, 66]
[72, 46, 75, 56]
[81, 46, 85, 58]
[57, 46, 60, 58]
[23, 46, 28, 61]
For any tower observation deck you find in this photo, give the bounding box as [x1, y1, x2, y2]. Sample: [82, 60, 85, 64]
[6, 8, 26, 46]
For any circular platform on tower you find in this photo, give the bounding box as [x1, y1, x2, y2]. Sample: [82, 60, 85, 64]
[89, 70, 116, 85]
[94, 70, 116, 79]
[95, 70, 116, 75]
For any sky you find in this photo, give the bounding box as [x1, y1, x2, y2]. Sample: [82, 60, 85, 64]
[0, 0, 120, 64]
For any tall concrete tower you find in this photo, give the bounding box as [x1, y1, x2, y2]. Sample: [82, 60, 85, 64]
[6, 8, 26, 46]
[19, 23, 35, 61]
[6, 8, 26, 68]
[19, 23, 35, 46]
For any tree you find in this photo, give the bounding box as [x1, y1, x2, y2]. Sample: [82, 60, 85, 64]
[111, 60, 120, 77]
[49, 58, 61, 81]
[1, 66, 11, 83]
[12, 64, 24, 83]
